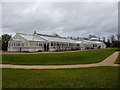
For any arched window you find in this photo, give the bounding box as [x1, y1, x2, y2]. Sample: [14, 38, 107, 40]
[39, 43, 42, 46]
[57, 43, 59, 46]
[18, 43, 20, 46]
[77, 44, 79, 46]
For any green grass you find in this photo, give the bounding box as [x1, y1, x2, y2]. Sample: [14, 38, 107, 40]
[115, 53, 120, 64]
[2, 48, 116, 65]
[2, 67, 119, 88]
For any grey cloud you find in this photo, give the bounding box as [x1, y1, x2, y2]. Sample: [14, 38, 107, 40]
[1, 2, 118, 37]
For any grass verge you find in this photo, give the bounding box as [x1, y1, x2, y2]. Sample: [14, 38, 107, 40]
[2, 48, 116, 65]
[115, 53, 120, 64]
[2, 67, 119, 88]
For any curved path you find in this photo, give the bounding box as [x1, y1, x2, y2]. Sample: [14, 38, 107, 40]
[0, 52, 120, 69]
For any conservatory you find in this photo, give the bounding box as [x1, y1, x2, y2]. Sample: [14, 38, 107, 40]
[8, 33, 106, 52]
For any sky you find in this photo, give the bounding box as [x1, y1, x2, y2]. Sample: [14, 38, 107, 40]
[0, 1, 118, 38]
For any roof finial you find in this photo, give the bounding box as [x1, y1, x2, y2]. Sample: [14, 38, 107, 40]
[34, 31, 36, 34]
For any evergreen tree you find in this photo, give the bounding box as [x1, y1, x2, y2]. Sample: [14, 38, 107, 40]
[1, 34, 11, 51]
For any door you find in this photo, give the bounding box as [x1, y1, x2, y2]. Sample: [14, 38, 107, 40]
[19, 47, 22, 52]
[44, 43, 46, 51]
[46, 43, 49, 51]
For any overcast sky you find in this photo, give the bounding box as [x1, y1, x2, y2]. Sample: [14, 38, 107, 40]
[1, 2, 118, 38]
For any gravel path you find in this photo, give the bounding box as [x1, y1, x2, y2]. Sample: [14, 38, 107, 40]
[0, 52, 119, 69]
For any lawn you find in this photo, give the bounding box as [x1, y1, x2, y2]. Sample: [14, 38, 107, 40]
[2, 67, 119, 88]
[115, 53, 120, 64]
[2, 48, 116, 65]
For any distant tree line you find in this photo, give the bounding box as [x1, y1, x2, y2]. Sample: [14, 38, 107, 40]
[68, 34, 120, 50]
[102, 34, 120, 50]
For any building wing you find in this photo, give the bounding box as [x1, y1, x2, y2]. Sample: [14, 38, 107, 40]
[39, 35, 76, 43]
[19, 33, 46, 42]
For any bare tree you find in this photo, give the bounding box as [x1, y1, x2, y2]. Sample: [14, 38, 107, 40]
[111, 35, 115, 43]
[98, 37, 101, 41]
[102, 37, 106, 43]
